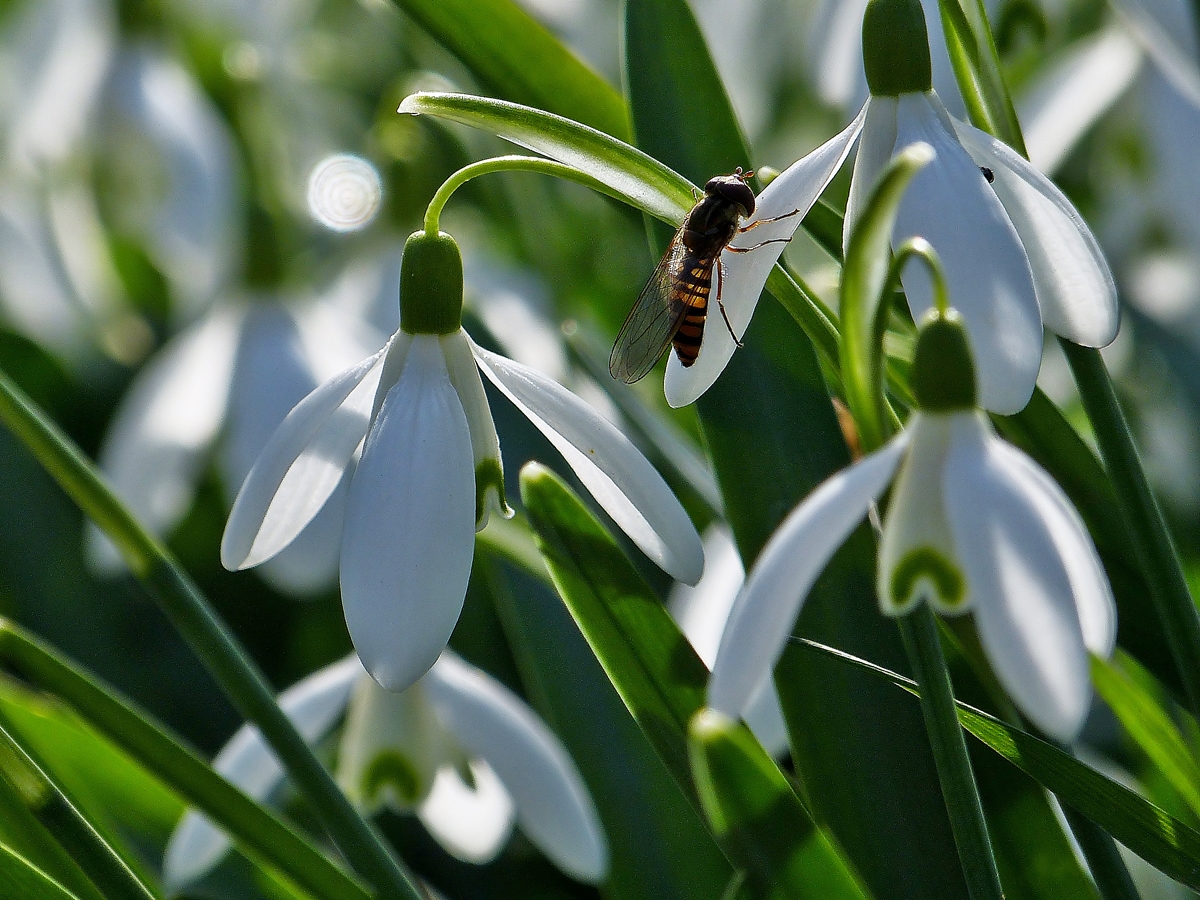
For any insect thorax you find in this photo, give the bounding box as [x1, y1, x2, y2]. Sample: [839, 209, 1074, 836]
[682, 195, 741, 252]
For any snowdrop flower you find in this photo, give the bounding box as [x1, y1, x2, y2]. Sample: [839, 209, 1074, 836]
[164, 651, 609, 888]
[708, 309, 1116, 743]
[673, 0, 1118, 413]
[89, 263, 391, 594]
[223, 229, 703, 691]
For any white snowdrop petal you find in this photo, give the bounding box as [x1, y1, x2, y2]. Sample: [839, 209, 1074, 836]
[743, 680, 791, 759]
[442, 331, 506, 527]
[953, 120, 1119, 348]
[708, 434, 910, 719]
[878, 414, 966, 616]
[942, 414, 1091, 743]
[988, 439, 1116, 658]
[416, 762, 516, 864]
[1019, 28, 1143, 176]
[664, 105, 867, 409]
[668, 524, 746, 668]
[163, 656, 363, 889]
[90, 305, 242, 571]
[424, 652, 609, 883]
[893, 93, 1042, 415]
[844, 96, 899, 252]
[340, 337, 476, 692]
[472, 341, 703, 585]
[221, 340, 391, 571]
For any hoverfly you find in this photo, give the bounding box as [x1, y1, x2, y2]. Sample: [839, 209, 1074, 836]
[609, 167, 800, 383]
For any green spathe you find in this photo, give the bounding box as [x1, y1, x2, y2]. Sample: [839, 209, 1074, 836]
[912, 311, 977, 411]
[400, 230, 464, 335]
[862, 0, 933, 96]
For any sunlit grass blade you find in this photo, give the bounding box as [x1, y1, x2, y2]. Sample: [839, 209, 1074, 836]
[519, 463, 870, 898]
[840, 143, 935, 450]
[0, 621, 371, 900]
[1092, 652, 1200, 819]
[801, 637, 1200, 889]
[0, 840, 82, 900]
[390, 0, 628, 139]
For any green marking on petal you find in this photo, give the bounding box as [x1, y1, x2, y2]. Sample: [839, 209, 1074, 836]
[362, 751, 425, 807]
[888, 547, 966, 613]
[475, 457, 509, 524]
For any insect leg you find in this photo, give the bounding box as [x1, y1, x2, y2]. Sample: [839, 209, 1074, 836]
[714, 259, 745, 348]
[727, 237, 792, 253]
[737, 207, 804, 232]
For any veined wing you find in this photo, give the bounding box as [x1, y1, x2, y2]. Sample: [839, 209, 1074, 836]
[609, 231, 693, 383]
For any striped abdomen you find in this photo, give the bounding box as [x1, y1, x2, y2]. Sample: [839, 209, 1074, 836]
[670, 253, 716, 367]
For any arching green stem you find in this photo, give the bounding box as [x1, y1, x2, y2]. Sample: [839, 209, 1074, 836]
[889, 238, 949, 316]
[424, 155, 630, 234]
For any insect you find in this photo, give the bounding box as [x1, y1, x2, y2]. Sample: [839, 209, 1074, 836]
[609, 168, 800, 383]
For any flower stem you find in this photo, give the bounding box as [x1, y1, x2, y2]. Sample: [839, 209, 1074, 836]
[898, 606, 1004, 900]
[0, 368, 423, 900]
[1060, 340, 1200, 716]
[423, 154, 635, 234]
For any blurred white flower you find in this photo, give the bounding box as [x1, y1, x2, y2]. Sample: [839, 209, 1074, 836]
[223, 237, 704, 689]
[89, 256, 393, 594]
[164, 651, 609, 888]
[668, 525, 788, 757]
[708, 312, 1117, 744]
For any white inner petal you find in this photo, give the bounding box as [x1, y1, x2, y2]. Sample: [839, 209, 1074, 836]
[416, 761, 516, 864]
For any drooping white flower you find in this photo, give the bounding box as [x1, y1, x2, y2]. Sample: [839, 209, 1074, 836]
[707, 311, 1116, 743]
[223, 230, 703, 691]
[666, 0, 1118, 414]
[88, 255, 392, 595]
[163, 651, 609, 888]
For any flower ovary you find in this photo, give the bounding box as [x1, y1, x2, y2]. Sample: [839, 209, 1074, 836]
[400, 230, 464, 335]
[912, 310, 977, 411]
[889, 547, 966, 613]
[862, 0, 934, 96]
[362, 750, 427, 808]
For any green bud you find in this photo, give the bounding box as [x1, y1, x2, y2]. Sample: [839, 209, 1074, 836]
[862, 0, 933, 96]
[911, 309, 977, 411]
[400, 230, 464, 335]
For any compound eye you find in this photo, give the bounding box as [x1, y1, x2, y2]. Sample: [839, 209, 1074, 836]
[722, 181, 755, 217]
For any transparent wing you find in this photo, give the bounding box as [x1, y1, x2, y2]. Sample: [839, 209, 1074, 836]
[609, 232, 692, 384]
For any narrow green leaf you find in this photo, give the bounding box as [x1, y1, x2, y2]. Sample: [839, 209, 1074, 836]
[689, 710, 871, 900]
[802, 637, 1200, 890]
[936, 0, 1026, 153]
[518, 464, 869, 899]
[1092, 652, 1200, 819]
[390, 0, 629, 139]
[0, 841, 81, 900]
[0, 622, 371, 900]
[399, 91, 692, 222]
[477, 543, 734, 900]
[840, 143, 934, 450]
[622, 3, 969, 899]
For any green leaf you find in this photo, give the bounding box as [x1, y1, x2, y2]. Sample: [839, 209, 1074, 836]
[0, 840, 81, 900]
[391, 0, 629, 140]
[1092, 652, 1200, 819]
[0, 622, 371, 900]
[802, 637, 1200, 890]
[840, 143, 934, 450]
[621, 3, 969, 899]
[477, 535, 733, 900]
[689, 710, 871, 900]
[518, 464, 870, 899]
[399, 91, 693, 222]
[936, 0, 1026, 153]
